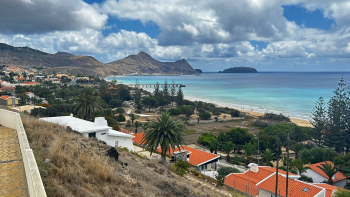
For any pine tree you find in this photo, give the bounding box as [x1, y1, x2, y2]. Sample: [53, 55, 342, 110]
[326, 77, 348, 153]
[170, 80, 176, 106]
[163, 80, 169, 96]
[310, 97, 326, 146]
[175, 87, 184, 106]
[154, 82, 159, 96]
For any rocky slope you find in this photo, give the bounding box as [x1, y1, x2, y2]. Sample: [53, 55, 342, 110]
[0, 43, 196, 75]
[105, 51, 196, 75]
[219, 67, 258, 73]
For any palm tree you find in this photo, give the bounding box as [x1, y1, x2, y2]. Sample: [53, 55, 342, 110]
[210, 139, 221, 154]
[244, 142, 254, 167]
[74, 87, 102, 121]
[129, 113, 136, 126]
[141, 112, 186, 161]
[224, 142, 234, 162]
[134, 121, 142, 134]
[265, 150, 273, 166]
[317, 162, 338, 185]
[291, 159, 310, 176]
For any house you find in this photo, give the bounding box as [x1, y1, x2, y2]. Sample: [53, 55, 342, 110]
[256, 172, 326, 197]
[40, 116, 135, 151]
[314, 183, 339, 197]
[305, 161, 347, 188]
[224, 165, 299, 196]
[0, 96, 19, 108]
[156, 145, 220, 171]
[1, 86, 15, 95]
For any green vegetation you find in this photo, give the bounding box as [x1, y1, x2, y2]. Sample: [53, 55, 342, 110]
[317, 162, 338, 185]
[261, 113, 290, 122]
[141, 112, 186, 161]
[175, 160, 191, 176]
[299, 148, 338, 164]
[218, 167, 240, 176]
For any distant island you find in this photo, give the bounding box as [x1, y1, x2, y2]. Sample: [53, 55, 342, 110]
[219, 67, 258, 73]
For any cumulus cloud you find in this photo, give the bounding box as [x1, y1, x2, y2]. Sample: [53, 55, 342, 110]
[0, 0, 108, 34]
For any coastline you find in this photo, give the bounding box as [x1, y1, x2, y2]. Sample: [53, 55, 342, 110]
[106, 78, 313, 127]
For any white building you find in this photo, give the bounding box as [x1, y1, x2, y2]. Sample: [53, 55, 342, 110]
[40, 115, 135, 151]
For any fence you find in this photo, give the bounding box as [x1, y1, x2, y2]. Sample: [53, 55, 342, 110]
[0, 109, 46, 197]
[224, 179, 260, 197]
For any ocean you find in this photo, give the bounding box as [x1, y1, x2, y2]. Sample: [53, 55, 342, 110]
[106, 72, 350, 120]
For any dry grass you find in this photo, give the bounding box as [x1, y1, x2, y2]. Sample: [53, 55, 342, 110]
[22, 114, 230, 197]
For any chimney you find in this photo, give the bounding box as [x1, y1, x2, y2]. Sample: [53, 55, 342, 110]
[94, 117, 108, 126]
[250, 164, 259, 173]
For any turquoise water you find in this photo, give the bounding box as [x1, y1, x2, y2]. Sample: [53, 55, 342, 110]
[106, 72, 350, 120]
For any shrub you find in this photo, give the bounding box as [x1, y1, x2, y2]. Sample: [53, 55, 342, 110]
[134, 109, 141, 114]
[218, 167, 240, 176]
[214, 117, 218, 122]
[252, 120, 269, 128]
[199, 112, 211, 120]
[108, 99, 122, 108]
[179, 105, 195, 117]
[262, 113, 290, 122]
[299, 175, 313, 183]
[230, 110, 240, 117]
[117, 114, 126, 122]
[215, 175, 225, 187]
[115, 107, 125, 113]
[125, 120, 132, 127]
[181, 116, 190, 121]
[299, 148, 338, 164]
[175, 160, 190, 176]
[230, 156, 246, 165]
[168, 108, 182, 117]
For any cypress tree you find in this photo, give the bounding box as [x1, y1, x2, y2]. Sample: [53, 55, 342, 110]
[154, 82, 159, 96]
[175, 87, 184, 106]
[170, 80, 176, 106]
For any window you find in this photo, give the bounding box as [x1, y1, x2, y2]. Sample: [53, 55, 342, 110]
[101, 133, 106, 135]
[302, 188, 310, 192]
[88, 132, 96, 138]
[115, 141, 118, 148]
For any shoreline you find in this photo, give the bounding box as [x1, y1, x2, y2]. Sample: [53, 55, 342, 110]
[106, 78, 313, 127]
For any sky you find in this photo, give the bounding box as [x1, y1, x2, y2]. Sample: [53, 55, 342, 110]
[1, 0, 350, 72]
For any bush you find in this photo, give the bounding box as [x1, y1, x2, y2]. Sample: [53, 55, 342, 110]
[252, 120, 269, 128]
[299, 148, 338, 164]
[108, 99, 122, 108]
[125, 120, 132, 127]
[199, 112, 211, 120]
[134, 109, 141, 114]
[117, 114, 126, 122]
[230, 110, 240, 117]
[218, 167, 240, 176]
[179, 105, 195, 117]
[181, 116, 190, 121]
[215, 175, 225, 187]
[262, 113, 290, 122]
[168, 108, 182, 117]
[230, 156, 246, 165]
[299, 175, 313, 183]
[115, 107, 125, 113]
[175, 160, 190, 176]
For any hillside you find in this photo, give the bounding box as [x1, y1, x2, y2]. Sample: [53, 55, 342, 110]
[0, 43, 114, 75]
[219, 67, 258, 73]
[106, 51, 196, 75]
[0, 43, 197, 75]
[22, 115, 230, 197]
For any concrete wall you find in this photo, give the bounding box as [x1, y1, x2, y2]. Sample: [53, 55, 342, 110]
[95, 130, 134, 151]
[334, 179, 347, 188]
[305, 169, 328, 183]
[0, 109, 46, 197]
[258, 189, 273, 197]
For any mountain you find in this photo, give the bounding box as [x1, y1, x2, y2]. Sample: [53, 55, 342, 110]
[105, 51, 196, 75]
[0, 43, 113, 75]
[219, 67, 258, 73]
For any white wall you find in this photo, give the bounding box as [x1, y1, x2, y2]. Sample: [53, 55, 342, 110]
[305, 169, 328, 183]
[94, 130, 134, 151]
[258, 189, 273, 197]
[334, 179, 347, 188]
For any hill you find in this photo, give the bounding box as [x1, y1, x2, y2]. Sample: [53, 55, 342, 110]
[0, 43, 114, 75]
[22, 115, 231, 197]
[105, 51, 196, 75]
[219, 67, 258, 73]
[0, 43, 197, 75]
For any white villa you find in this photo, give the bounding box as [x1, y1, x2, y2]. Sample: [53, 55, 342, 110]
[40, 115, 135, 151]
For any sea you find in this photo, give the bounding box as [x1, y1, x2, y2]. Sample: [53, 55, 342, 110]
[106, 72, 350, 120]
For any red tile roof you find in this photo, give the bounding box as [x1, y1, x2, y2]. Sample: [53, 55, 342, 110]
[120, 128, 133, 134]
[132, 133, 144, 145]
[257, 173, 324, 197]
[314, 183, 339, 197]
[224, 166, 298, 196]
[0, 96, 11, 100]
[24, 82, 38, 85]
[307, 161, 346, 182]
[2, 86, 14, 89]
[157, 145, 220, 166]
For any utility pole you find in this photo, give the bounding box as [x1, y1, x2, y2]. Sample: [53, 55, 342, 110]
[258, 137, 260, 165]
[275, 137, 279, 197]
[286, 133, 290, 197]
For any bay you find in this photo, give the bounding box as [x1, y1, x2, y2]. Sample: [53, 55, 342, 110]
[106, 72, 350, 120]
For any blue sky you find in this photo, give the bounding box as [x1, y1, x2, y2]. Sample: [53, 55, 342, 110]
[1, 0, 350, 72]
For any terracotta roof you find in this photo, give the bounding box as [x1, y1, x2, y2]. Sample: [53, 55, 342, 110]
[224, 166, 298, 196]
[314, 183, 339, 197]
[257, 173, 324, 197]
[2, 86, 14, 89]
[0, 96, 11, 100]
[24, 82, 38, 85]
[307, 161, 346, 182]
[120, 128, 133, 134]
[157, 145, 220, 166]
[131, 133, 144, 145]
